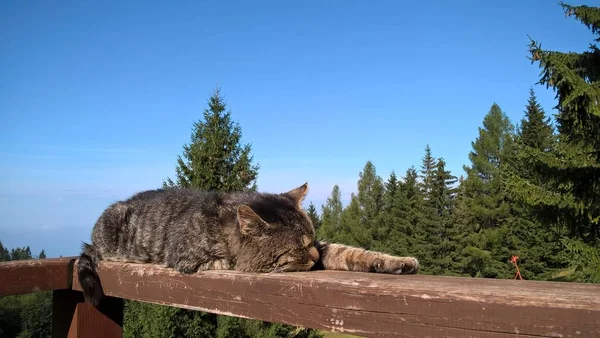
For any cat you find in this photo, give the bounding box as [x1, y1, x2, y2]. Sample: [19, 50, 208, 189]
[78, 183, 419, 306]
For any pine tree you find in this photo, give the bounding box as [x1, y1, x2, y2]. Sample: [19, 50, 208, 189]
[132, 88, 316, 337]
[333, 161, 385, 250]
[456, 103, 516, 278]
[507, 2, 600, 282]
[402, 167, 423, 233]
[376, 171, 412, 255]
[10, 246, 32, 260]
[504, 88, 568, 280]
[419, 144, 436, 199]
[38, 250, 46, 259]
[164, 87, 259, 192]
[0, 241, 10, 262]
[413, 146, 440, 273]
[462, 103, 514, 230]
[317, 185, 344, 242]
[305, 202, 322, 233]
[356, 161, 384, 221]
[517, 88, 555, 151]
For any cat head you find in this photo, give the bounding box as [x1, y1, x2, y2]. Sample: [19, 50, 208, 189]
[235, 182, 320, 273]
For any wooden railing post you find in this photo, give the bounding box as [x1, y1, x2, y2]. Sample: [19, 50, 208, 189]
[52, 289, 123, 338]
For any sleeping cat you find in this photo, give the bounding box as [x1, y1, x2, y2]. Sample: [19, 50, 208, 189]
[78, 183, 419, 306]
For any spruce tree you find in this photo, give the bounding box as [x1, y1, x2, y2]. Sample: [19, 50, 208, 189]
[0, 241, 10, 261]
[505, 88, 568, 280]
[413, 146, 440, 273]
[130, 88, 316, 337]
[517, 88, 555, 151]
[332, 161, 384, 249]
[317, 185, 344, 242]
[462, 103, 514, 230]
[507, 2, 600, 282]
[305, 202, 322, 233]
[38, 250, 46, 259]
[456, 103, 515, 278]
[402, 167, 423, 233]
[10, 246, 32, 260]
[376, 171, 412, 255]
[419, 144, 436, 200]
[164, 87, 259, 192]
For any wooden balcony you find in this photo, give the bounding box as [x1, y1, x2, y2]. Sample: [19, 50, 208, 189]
[1, 257, 599, 337]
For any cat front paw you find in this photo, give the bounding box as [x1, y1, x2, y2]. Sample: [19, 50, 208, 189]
[372, 256, 419, 275]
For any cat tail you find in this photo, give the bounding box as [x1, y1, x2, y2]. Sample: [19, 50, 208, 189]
[78, 242, 104, 307]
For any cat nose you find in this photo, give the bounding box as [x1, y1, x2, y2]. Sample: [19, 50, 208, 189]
[308, 247, 319, 263]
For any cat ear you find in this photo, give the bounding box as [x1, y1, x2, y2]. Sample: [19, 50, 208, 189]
[237, 205, 272, 237]
[283, 182, 308, 207]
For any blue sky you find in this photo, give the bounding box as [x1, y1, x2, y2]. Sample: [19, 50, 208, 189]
[0, 1, 595, 258]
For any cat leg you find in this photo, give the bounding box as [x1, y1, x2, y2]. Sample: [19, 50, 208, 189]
[315, 241, 419, 274]
[172, 258, 202, 274]
[195, 259, 232, 271]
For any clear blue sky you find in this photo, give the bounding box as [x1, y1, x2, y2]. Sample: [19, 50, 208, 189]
[0, 1, 595, 258]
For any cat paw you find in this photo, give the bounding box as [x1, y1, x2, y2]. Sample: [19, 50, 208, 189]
[373, 256, 419, 275]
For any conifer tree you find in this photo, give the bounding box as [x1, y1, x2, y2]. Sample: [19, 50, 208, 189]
[333, 161, 384, 249]
[456, 103, 516, 277]
[462, 103, 514, 230]
[517, 88, 555, 151]
[317, 185, 344, 242]
[38, 250, 46, 259]
[306, 202, 322, 233]
[402, 167, 423, 232]
[376, 171, 412, 255]
[0, 241, 10, 262]
[505, 88, 567, 280]
[419, 144, 436, 199]
[164, 87, 259, 192]
[507, 2, 600, 282]
[130, 88, 316, 337]
[10, 246, 32, 260]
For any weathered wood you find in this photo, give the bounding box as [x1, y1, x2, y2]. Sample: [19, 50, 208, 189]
[0, 257, 75, 296]
[71, 260, 600, 338]
[52, 289, 123, 338]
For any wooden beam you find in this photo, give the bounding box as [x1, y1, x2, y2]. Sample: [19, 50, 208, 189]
[0, 257, 75, 296]
[52, 289, 123, 338]
[72, 261, 600, 337]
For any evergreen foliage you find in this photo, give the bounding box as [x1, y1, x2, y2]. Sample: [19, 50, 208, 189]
[0, 242, 52, 338]
[305, 202, 322, 233]
[2, 4, 599, 337]
[317, 185, 343, 242]
[132, 88, 319, 337]
[164, 87, 259, 192]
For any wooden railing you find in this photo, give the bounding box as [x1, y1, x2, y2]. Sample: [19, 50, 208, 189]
[1, 257, 599, 337]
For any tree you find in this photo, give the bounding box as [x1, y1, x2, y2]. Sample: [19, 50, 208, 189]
[317, 185, 344, 242]
[375, 171, 412, 255]
[38, 250, 46, 259]
[135, 88, 317, 337]
[333, 161, 385, 249]
[505, 88, 568, 280]
[508, 2, 600, 282]
[0, 243, 51, 338]
[455, 104, 516, 278]
[462, 103, 514, 230]
[305, 202, 322, 233]
[0, 241, 10, 262]
[419, 144, 436, 199]
[164, 87, 259, 192]
[517, 88, 555, 151]
[10, 246, 32, 261]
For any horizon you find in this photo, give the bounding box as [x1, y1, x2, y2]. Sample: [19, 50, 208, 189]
[1, 1, 595, 257]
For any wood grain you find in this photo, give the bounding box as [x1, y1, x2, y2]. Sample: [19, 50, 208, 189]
[70, 260, 600, 337]
[0, 257, 75, 296]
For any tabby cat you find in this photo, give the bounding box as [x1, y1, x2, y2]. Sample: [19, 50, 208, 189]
[78, 183, 419, 306]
